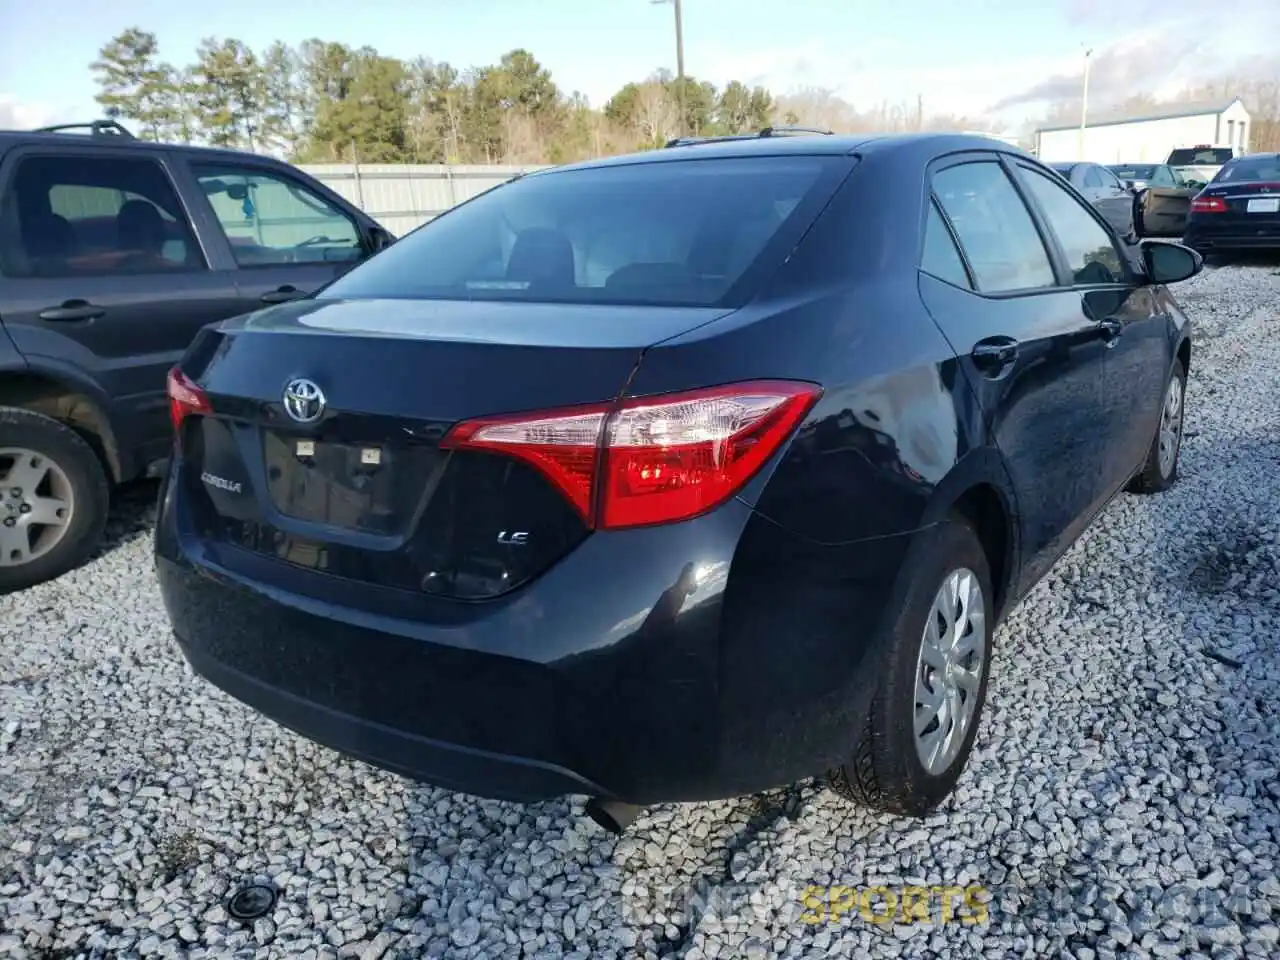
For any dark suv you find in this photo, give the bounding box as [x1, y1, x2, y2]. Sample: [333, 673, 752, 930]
[156, 131, 1200, 832]
[0, 120, 393, 590]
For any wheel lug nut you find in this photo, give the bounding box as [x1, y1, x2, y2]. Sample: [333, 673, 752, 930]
[2, 517, 14, 527]
[19, 503, 31, 514]
[9, 488, 21, 497]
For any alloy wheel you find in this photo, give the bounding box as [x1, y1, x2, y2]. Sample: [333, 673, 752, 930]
[1158, 374, 1184, 479]
[0, 448, 75, 567]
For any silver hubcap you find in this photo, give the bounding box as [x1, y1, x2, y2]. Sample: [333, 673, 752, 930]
[914, 568, 987, 776]
[1158, 375, 1183, 478]
[0, 448, 75, 567]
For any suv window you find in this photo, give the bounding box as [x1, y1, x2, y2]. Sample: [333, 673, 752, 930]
[1096, 167, 1124, 190]
[318, 156, 845, 308]
[0, 155, 203, 279]
[921, 200, 971, 289]
[1018, 165, 1125, 285]
[192, 164, 364, 267]
[1082, 166, 1105, 188]
[932, 161, 1056, 294]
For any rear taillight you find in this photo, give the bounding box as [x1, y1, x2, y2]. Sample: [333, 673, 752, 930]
[167, 367, 211, 432]
[442, 381, 821, 530]
[1190, 196, 1227, 213]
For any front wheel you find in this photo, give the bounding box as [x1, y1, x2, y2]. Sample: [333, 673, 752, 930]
[1127, 358, 1186, 494]
[828, 517, 993, 816]
[0, 408, 110, 593]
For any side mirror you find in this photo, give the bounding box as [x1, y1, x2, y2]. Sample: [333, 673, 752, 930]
[366, 226, 395, 253]
[1140, 239, 1202, 285]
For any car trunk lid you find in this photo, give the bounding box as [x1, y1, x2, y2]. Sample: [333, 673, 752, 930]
[175, 297, 733, 603]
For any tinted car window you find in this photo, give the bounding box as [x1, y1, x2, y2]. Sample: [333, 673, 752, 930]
[319, 157, 844, 307]
[1212, 157, 1280, 182]
[0, 155, 203, 279]
[1168, 147, 1234, 166]
[1018, 165, 1125, 285]
[932, 162, 1056, 293]
[192, 164, 363, 267]
[920, 201, 971, 288]
[1110, 165, 1156, 180]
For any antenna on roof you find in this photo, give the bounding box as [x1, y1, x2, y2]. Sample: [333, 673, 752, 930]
[758, 125, 834, 138]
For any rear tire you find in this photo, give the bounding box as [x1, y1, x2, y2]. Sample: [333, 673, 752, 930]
[827, 517, 993, 817]
[0, 408, 110, 593]
[1127, 358, 1185, 495]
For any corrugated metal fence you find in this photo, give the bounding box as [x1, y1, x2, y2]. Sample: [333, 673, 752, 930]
[297, 164, 554, 236]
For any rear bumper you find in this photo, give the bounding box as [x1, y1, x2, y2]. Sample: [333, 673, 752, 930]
[155, 465, 916, 805]
[1183, 221, 1280, 249]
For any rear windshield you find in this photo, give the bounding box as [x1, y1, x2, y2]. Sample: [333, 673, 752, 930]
[1167, 148, 1233, 166]
[1110, 165, 1156, 179]
[1212, 157, 1280, 183]
[319, 156, 847, 307]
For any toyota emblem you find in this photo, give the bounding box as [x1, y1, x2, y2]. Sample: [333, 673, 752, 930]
[282, 378, 326, 424]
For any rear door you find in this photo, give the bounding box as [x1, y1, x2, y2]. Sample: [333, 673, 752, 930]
[921, 154, 1116, 588]
[173, 157, 375, 313]
[0, 145, 241, 469]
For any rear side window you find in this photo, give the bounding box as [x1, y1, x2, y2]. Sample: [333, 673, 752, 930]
[319, 156, 846, 307]
[932, 162, 1056, 294]
[1168, 148, 1234, 166]
[1018, 166, 1125, 285]
[920, 201, 971, 289]
[0, 155, 204, 279]
[1212, 157, 1280, 183]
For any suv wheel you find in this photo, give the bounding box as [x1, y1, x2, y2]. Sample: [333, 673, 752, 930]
[1127, 358, 1185, 494]
[0, 408, 110, 593]
[828, 517, 993, 816]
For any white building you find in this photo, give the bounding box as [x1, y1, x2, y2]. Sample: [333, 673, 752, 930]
[1034, 98, 1251, 164]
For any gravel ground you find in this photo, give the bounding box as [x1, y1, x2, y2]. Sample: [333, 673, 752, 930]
[2, 260, 1279, 960]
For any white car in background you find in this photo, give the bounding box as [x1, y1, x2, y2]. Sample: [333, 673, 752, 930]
[1165, 145, 1239, 187]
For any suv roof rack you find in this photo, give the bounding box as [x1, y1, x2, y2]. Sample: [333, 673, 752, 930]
[33, 119, 136, 139]
[663, 125, 835, 149]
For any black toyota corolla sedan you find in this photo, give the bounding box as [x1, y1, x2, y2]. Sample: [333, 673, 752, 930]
[156, 131, 1199, 832]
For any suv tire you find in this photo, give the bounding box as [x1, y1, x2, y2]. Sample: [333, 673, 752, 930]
[0, 407, 110, 593]
[828, 516, 994, 816]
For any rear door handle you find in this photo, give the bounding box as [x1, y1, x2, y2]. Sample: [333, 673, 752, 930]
[260, 285, 305, 304]
[971, 337, 1019, 377]
[38, 300, 105, 322]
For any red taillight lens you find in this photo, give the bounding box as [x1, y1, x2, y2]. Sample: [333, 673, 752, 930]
[1190, 196, 1227, 213]
[441, 381, 821, 530]
[167, 367, 211, 432]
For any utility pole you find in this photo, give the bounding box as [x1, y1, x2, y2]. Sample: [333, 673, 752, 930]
[1079, 47, 1093, 161]
[653, 0, 686, 137]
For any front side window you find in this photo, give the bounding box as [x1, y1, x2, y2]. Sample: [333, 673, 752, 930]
[1082, 166, 1106, 189]
[192, 164, 363, 267]
[931, 161, 1056, 294]
[318, 156, 846, 308]
[1018, 165, 1125, 286]
[0, 155, 203, 278]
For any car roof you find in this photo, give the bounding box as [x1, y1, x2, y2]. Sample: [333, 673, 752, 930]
[0, 127, 293, 167]
[530, 132, 1037, 176]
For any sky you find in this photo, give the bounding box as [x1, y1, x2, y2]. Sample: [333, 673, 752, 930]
[1, 0, 1277, 133]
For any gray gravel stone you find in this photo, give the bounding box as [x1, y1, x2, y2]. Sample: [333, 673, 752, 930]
[1, 261, 1277, 959]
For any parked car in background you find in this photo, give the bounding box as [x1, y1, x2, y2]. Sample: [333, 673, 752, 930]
[1183, 152, 1280, 255]
[1165, 145, 1238, 187]
[0, 120, 394, 591]
[1047, 161, 1136, 238]
[156, 131, 1198, 834]
[1108, 163, 1200, 238]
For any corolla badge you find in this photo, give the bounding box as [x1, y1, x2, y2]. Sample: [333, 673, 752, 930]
[283, 378, 326, 423]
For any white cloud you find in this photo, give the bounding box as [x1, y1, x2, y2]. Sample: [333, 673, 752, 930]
[0, 94, 70, 130]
